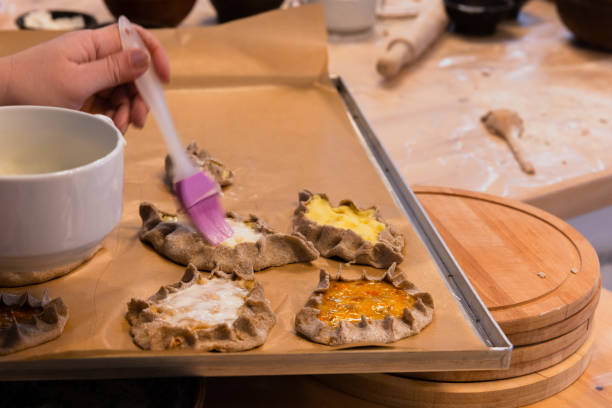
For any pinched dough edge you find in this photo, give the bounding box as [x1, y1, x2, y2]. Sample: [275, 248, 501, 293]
[0, 291, 69, 355]
[295, 263, 433, 346]
[139, 202, 319, 277]
[292, 190, 404, 268]
[126, 264, 276, 352]
[165, 141, 234, 189]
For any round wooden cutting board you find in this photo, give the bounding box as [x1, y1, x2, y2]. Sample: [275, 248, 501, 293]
[403, 317, 593, 381]
[508, 288, 600, 346]
[413, 187, 601, 336]
[314, 326, 595, 408]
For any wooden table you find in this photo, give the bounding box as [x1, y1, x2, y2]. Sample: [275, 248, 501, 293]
[326, 0, 612, 219]
[1, 1, 610, 406]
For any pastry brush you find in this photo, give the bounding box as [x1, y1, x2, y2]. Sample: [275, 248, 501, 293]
[118, 16, 233, 245]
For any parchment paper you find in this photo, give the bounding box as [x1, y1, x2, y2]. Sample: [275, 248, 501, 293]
[0, 5, 487, 370]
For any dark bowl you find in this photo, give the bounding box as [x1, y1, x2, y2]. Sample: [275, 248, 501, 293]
[103, 0, 196, 28]
[444, 0, 515, 35]
[506, 0, 529, 19]
[556, 0, 612, 51]
[210, 0, 284, 23]
[16, 10, 98, 30]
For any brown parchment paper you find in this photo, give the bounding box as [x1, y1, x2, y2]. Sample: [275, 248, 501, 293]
[0, 5, 488, 372]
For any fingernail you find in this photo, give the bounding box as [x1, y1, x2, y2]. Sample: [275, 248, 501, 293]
[130, 49, 149, 69]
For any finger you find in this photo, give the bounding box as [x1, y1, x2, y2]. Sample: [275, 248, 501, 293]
[81, 95, 112, 115]
[89, 24, 122, 58]
[113, 103, 131, 134]
[82, 48, 150, 95]
[130, 94, 149, 128]
[80, 95, 96, 114]
[135, 25, 171, 83]
[126, 82, 139, 97]
[111, 86, 131, 133]
[126, 83, 149, 127]
[90, 23, 170, 83]
[111, 85, 130, 106]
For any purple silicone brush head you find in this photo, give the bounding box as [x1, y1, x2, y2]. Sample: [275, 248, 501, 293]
[118, 16, 233, 245]
[175, 172, 233, 245]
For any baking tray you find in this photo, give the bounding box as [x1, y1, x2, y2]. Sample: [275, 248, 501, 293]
[0, 76, 511, 380]
[334, 77, 512, 353]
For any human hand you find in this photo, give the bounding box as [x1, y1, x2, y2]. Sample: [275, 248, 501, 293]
[0, 24, 170, 133]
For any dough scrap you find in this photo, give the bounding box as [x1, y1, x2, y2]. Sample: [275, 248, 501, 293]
[292, 190, 404, 268]
[165, 142, 234, 189]
[0, 291, 69, 355]
[295, 264, 434, 346]
[126, 264, 276, 352]
[139, 202, 319, 277]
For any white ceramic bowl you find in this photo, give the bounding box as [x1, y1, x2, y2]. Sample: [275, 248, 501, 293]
[0, 106, 125, 286]
[321, 0, 377, 33]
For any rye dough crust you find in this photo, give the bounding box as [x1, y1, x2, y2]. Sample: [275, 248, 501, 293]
[126, 264, 276, 352]
[165, 142, 234, 189]
[292, 190, 404, 268]
[0, 291, 69, 355]
[139, 202, 319, 277]
[295, 263, 433, 346]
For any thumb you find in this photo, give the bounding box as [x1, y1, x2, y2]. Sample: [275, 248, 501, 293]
[84, 49, 150, 94]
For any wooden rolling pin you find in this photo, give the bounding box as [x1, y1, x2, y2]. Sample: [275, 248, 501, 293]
[377, 0, 449, 78]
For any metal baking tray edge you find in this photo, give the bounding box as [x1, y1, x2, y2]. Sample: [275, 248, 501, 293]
[334, 77, 512, 366]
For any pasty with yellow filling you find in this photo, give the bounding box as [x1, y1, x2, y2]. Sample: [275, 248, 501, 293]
[292, 190, 404, 268]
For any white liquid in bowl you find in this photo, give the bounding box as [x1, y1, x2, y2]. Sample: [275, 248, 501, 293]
[0, 128, 116, 175]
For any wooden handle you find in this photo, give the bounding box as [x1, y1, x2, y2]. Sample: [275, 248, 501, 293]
[376, 0, 448, 79]
[377, 41, 412, 78]
[481, 109, 536, 175]
[506, 128, 536, 175]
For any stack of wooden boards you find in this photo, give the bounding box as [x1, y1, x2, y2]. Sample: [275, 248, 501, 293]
[316, 187, 601, 407]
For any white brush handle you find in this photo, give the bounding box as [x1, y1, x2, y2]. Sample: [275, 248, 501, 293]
[117, 16, 196, 182]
